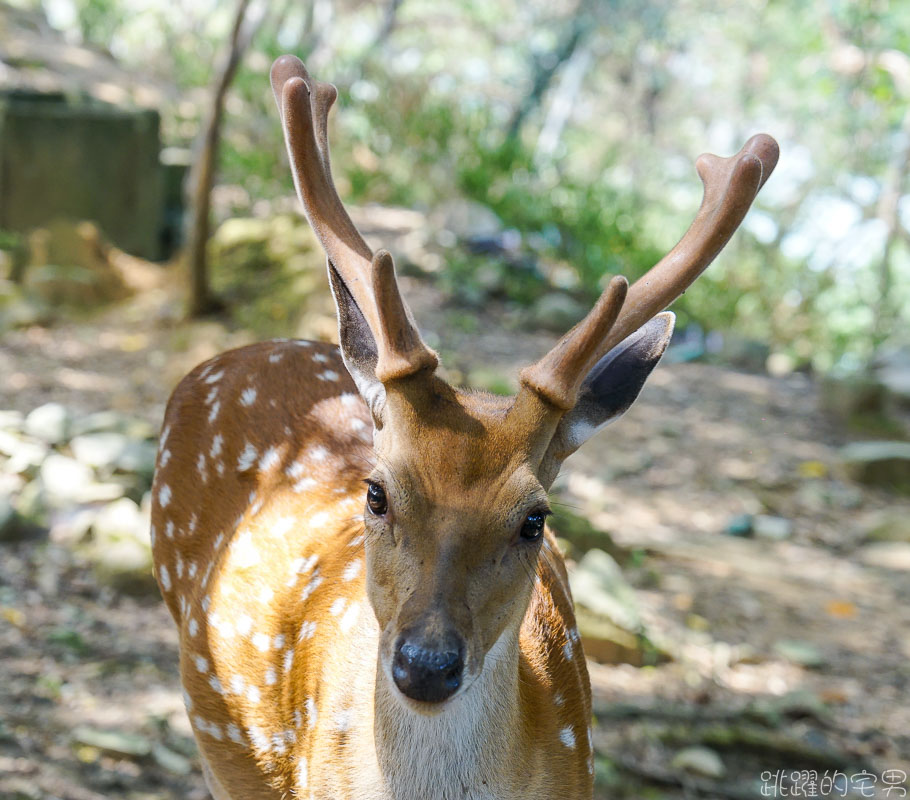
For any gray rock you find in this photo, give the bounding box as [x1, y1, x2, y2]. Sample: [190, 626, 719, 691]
[91, 538, 156, 595]
[0, 430, 48, 474]
[753, 514, 794, 541]
[70, 411, 156, 440]
[70, 432, 131, 469]
[671, 746, 726, 779]
[72, 726, 151, 758]
[71, 432, 156, 476]
[773, 639, 826, 668]
[24, 402, 72, 444]
[858, 541, 910, 571]
[40, 454, 95, 504]
[92, 497, 148, 543]
[532, 292, 587, 333]
[840, 441, 910, 493]
[0, 410, 24, 431]
[152, 743, 192, 776]
[569, 548, 642, 633]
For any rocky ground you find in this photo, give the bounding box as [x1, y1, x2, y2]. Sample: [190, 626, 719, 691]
[2, 225, 909, 799]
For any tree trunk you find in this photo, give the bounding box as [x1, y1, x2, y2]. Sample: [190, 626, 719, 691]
[184, 0, 254, 318]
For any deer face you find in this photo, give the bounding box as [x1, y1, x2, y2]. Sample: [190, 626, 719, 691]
[362, 386, 551, 706]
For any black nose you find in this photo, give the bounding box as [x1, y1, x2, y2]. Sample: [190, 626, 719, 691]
[392, 634, 464, 703]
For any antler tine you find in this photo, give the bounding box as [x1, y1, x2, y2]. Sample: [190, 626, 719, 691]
[519, 276, 629, 409]
[520, 133, 779, 411]
[270, 55, 437, 383]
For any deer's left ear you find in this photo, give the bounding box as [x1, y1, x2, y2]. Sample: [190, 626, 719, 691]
[539, 312, 675, 485]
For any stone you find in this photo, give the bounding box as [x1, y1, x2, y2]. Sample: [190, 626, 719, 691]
[0, 410, 24, 431]
[39, 454, 95, 504]
[24, 403, 71, 444]
[725, 513, 754, 537]
[70, 432, 156, 477]
[531, 292, 587, 333]
[569, 548, 642, 634]
[0, 430, 48, 474]
[152, 743, 192, 776]
[69, 411, 156, 440]
[71, 727, 151, 758]
[864, 512, 910, 543]
[858, 542, 910, 571]
[91, 538, 156, 596]
[840, 441, 910, 494]
[671, 746, 726, 779]
[773, 639, 826, 668]
[753, 514, 793, 541]
[92, 497, 148, 543]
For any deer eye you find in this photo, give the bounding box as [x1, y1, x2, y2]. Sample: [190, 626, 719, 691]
[519, 511, 547, 542]
[366, 482, 388, 516]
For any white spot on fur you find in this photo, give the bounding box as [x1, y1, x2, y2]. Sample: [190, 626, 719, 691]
[236, 614, 253, 636]
[210, 433, 223, 458]
[329, 597, 346, 616]
[283, 648, 294, 672]
[333, 708, 353, 732]
[318, 370, 340, 382]
[258, 446, 279, 472]
[247, 685, 261, 704]
[237, 442, 258, 471]
[204, 370, 224, 384]
[159, 448, 171, 467]
[248, 725, 270, 751]
[253, 632, 271, 652]
[300, 574, 323, 602]
[231, 530, 260, 569]
[298, 620, 317, 640]
[258, 586, 275, 604]
[339, 602, 360, 633]
[273, 634, 285, 650]
[563, 641, 574, 661]
[305, 697, 317, 729]
[230, 674, 245, 695]
[196, 452, 207, 482]
[188, 617, 198, 637]
[265, 667, 277, 685]
[342, 559, 362, 582]
[240, 387, 257, 406]
[273, 516, 295, 538]
[209, 675, 225, 695]
[159, 564, 171, 591]
[195, 655, 208, 673]
[269, 352, 283, 363]
[310, 510, 331, 529]
[158, 484, 171, 508]
[207, 400, 221, 424]
[297, 756, 308, 790]
[293, 477, 317, 494]
[165, 520, 175, 539]
[309, 445, 329, 462]
[559, 727, 576, 749]
[313, 352, 329, 363]
[228, 723, 244, 744]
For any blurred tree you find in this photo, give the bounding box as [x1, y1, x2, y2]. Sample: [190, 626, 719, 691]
[185, 0, 262, 317]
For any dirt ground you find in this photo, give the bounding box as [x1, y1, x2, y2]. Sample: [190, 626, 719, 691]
[1, 267, 908, 799]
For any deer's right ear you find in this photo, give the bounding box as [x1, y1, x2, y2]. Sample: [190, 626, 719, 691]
[538, 313, 675, 486]
[327, 262, 386, 417]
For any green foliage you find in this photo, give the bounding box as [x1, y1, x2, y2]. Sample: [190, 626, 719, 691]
[41, 0, 910, 371]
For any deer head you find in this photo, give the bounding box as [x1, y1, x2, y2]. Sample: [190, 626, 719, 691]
[271, 55, 778, 707]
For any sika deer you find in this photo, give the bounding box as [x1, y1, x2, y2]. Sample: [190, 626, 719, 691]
[150, 55, 778, 799]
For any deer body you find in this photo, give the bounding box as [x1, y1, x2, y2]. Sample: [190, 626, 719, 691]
[153, 340, 592, 799]
[152, 55, 777, 800]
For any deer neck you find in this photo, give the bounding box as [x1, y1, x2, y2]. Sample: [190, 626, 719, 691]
[372, 626, 522, 799]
